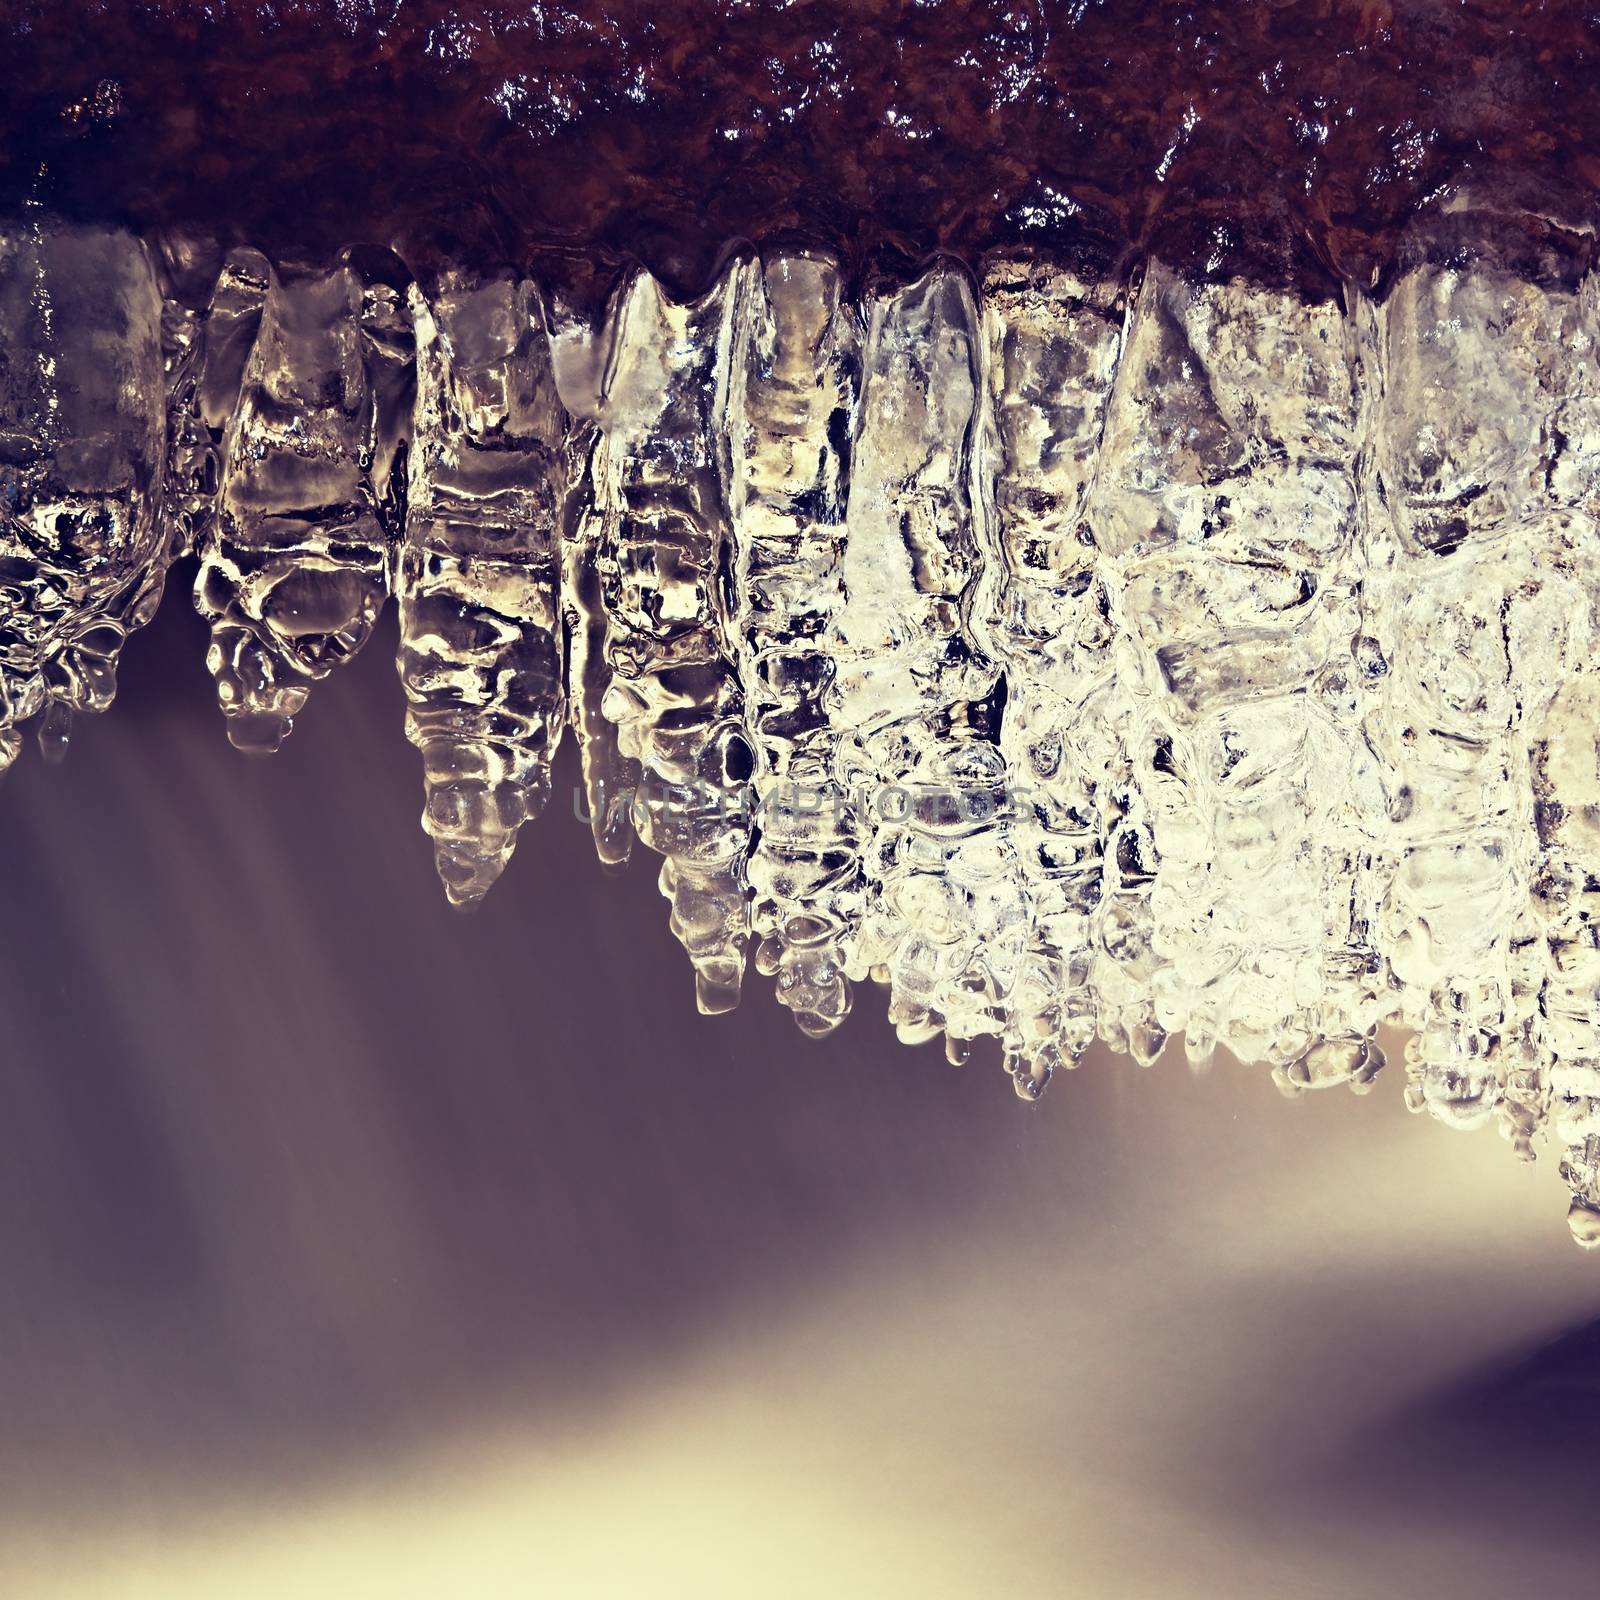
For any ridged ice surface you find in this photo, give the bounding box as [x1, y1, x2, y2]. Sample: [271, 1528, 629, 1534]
[4, 202, 1600, 1240]
[194, 252, 412, 754]
[0, 221, 167, 770]
[727, 254, 861, 1037]
[401, 275, 567, 905]
[591, 269, 753, 1014]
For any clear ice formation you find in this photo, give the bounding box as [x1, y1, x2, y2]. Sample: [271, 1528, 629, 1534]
[4, 197, 1600, 1241]
[0, 219, 168, 769]
[590, 269, 754, 1014]
[194, 251, 411, 754]
[402, 275, 566, 905]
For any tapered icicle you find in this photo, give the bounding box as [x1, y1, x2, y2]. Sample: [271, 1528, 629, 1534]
[1088, 262, 1373, 1073]
[973, 257, 1129, 1088]
[593, 266, 753, 1013]
[828, 263, 1012, 1057]
[544, 291, 645, 869]
[561, 441, 643, 871]
[152, 230, 224, 563]
[194, 254, 412, 753]
[1531, 672, 1600, 1242]
[725, 253, 862, 1037]
[1364, 201, 1600, 1226]
[399, 275, 568, 906]
[0, 221, 168, 771]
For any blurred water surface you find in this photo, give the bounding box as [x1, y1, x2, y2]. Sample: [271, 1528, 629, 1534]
[0, 586, 1596, 1597]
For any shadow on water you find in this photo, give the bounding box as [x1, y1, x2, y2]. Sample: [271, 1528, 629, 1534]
[1306, 1312, 1600, 1530]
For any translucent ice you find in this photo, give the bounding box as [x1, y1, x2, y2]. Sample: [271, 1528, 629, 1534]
[401, 275, 568, 905]
[1360, 203, 1600, 1241]
[0, 221, 168, 770]
[554, 294, 643, 875]
[725, 253, 861, 1036]
[194, 254, 412, 753]
[1091, 266, 1369, 1071]
[974, 259, 1128, 1088]
[591, 267, 752, 1013]
[830, 265, 1014, 1061]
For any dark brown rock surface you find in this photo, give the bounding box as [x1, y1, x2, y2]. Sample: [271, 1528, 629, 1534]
[2, 2, 1597, 298]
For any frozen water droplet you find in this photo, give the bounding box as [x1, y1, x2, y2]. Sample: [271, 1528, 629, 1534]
[1008, 1050, 1053, 1101]
[1129, 1022, 1168, 1069]
[1276, 1036, 1387, 1097]
[225, 709, 295, 757]
[694, 965, 744, 1017]
[431, 836, 503, 911]
[36, 699, 72, 764]
[1567, 1197, 1600, 1250]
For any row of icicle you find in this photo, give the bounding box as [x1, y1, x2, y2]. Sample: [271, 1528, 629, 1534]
[5, 208, 1600, 1240]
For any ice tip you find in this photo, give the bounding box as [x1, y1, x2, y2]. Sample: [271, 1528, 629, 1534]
[694, 967, 744, 1016]
[224, 709, 294, 756]
[36, 701, 73, 766]
[794, 1008, 846, 1040]
[1007, 1051, 1053, 1102]
[432, 838, 508, 910]
[1567, 1196, 1600, 1250]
